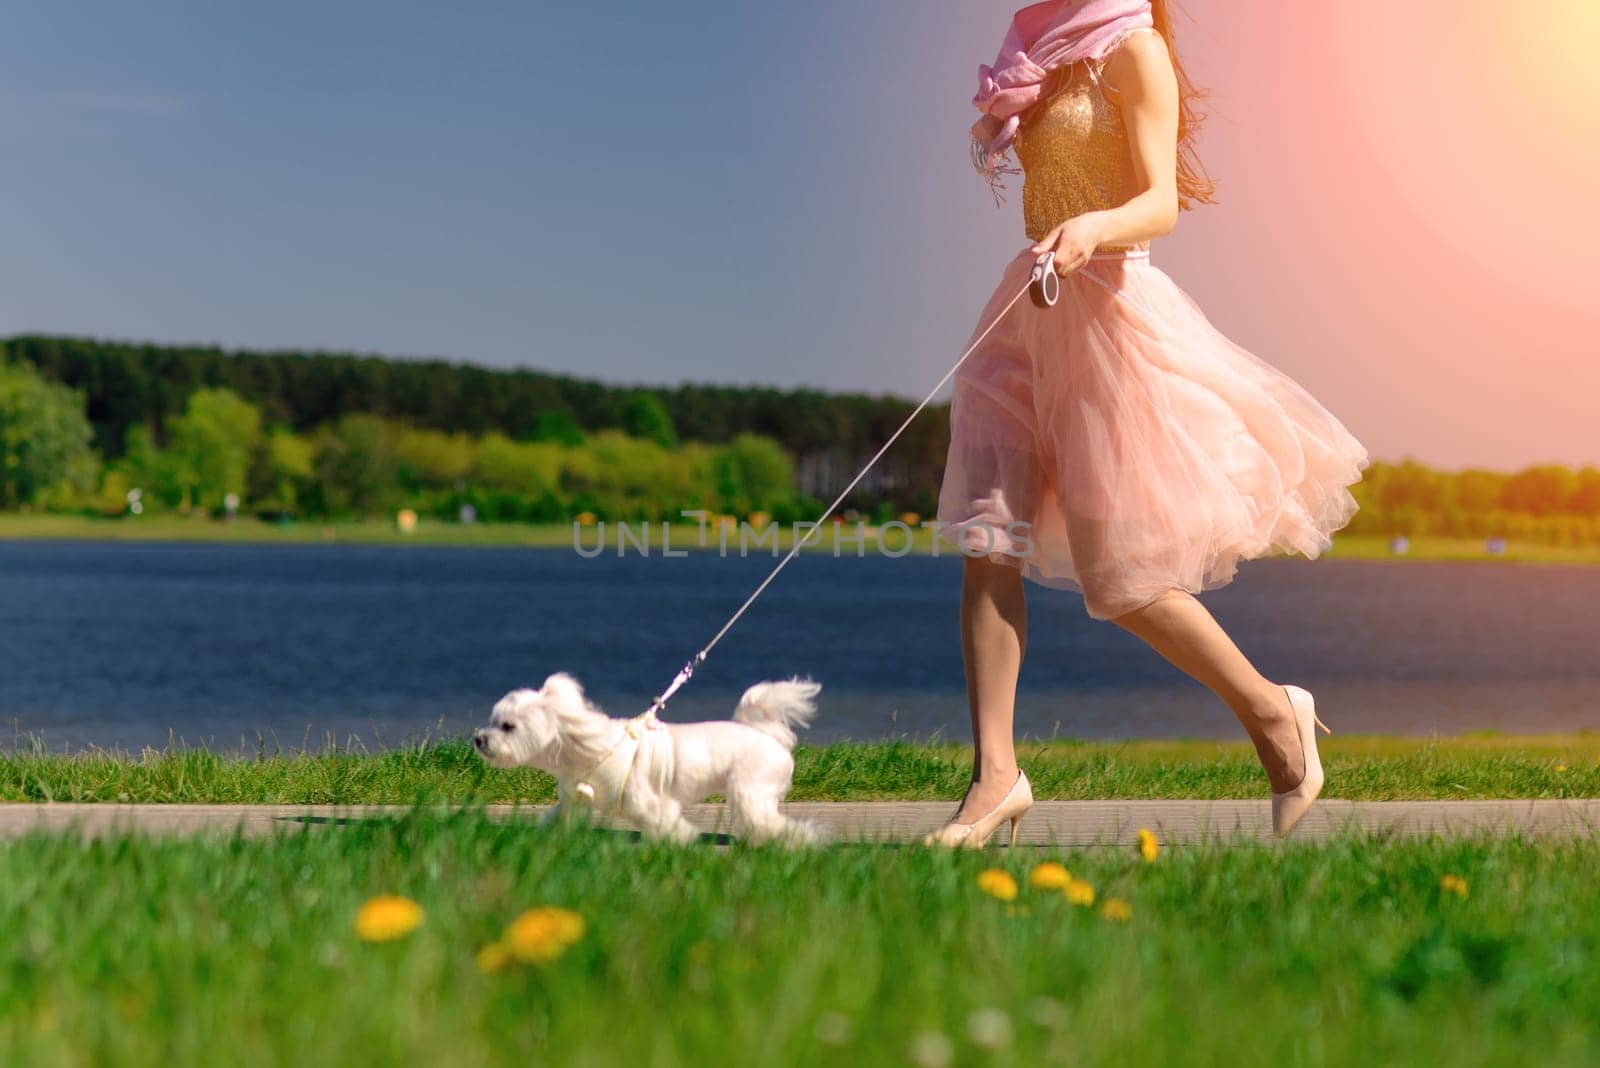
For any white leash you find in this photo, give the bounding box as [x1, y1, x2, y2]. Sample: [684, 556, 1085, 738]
[639, 251, 1060, 719]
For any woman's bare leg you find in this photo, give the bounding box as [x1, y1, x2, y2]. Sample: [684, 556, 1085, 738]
[955, 555, 1028, 820]
[1109, 589, 1304, 791]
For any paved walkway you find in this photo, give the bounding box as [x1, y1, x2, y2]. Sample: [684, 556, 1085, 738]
[2, 800, 1597, 843]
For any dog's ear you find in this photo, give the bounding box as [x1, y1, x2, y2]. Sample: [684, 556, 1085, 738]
[541, 672, 584, 700]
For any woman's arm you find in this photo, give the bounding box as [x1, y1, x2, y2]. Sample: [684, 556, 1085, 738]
[1030, 30, 1181, 272]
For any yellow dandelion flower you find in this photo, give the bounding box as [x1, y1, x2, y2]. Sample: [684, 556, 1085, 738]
[1101, 897, 1133, 923]
[1554, 763, 1569, 773]
[1063, 878, 1096, 907]
[546, 908, 586, 944]
[976, 869, 1019, 902]
[1028, 862, 1072, 890]
[1439, 874, 1469, 898]
[475, 941, 511, 974]
[504, 906, 587, 964]
[354, 895, 425, 943]
[1137, 828, 1160, 863]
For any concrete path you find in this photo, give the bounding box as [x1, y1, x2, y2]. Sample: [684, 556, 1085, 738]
[2, 799, 1597, 843]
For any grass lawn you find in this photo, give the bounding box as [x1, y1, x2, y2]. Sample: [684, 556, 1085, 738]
[0, 812, 1596, 1066]
[4, 513, 1600, 565]
[0, 512, 582, 548]
[2, 735, 1596, 804]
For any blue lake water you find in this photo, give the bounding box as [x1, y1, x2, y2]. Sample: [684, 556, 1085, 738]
[1, 540, 1596, 751]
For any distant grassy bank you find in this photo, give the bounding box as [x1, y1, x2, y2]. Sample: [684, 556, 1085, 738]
[3, 513, 1600, 565]
[2, 735, 1595, 805]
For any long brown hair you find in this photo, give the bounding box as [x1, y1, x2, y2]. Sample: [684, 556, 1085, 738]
[1151, 0, 1215, 208]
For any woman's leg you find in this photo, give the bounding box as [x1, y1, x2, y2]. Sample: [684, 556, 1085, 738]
[955, 554, 1028, 819]
[1109, 589, 1304, 791]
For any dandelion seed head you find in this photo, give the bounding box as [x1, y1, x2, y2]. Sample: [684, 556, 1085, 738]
[966, 1007, 1014, 1050]
[1026, 995, 1069, 1030]
[908, 1030, 955, 1068]
[814, 1012, 851, 1047]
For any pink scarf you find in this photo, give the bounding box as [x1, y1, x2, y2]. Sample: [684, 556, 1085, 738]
[970, 0, 1154, 200]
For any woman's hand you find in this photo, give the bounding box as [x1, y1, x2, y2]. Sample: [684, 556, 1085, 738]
[1030, 212, 1107, 275]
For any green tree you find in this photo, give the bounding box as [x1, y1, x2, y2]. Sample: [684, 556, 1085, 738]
[393, 428, 475, 490]
[530, 409, 586, 446]
[0, 361, 98, 508]
[1374, 460, 1445, 512]
[1571, 467, 1600, 514]
[709, 434, 795, 515]
[1451, 469, 1508, 513]
[249, 428, 315, 512]
[622, 392, 677, 448]
[579, 430, 704, 519]
[113, 426, 184, 509]
[314, 415, 396, 516]
[473, 433, 561, 496]
[1500, 465, 1580, 517]
[168, 388, 263, 510]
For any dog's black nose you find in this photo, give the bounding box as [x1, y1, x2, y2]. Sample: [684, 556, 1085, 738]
[473, 730, 487, 749]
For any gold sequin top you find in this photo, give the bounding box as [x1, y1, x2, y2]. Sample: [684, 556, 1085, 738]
[1014, 60, 1147, 252]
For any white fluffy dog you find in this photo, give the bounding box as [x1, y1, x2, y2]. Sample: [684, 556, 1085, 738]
[474, 673, 822, 844]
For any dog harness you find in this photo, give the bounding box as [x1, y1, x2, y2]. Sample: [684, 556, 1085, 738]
[571, 707, 665, 814]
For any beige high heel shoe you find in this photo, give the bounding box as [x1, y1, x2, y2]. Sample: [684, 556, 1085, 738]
[1271, 685, 1331, 838]
[923, 770, 1033, 848]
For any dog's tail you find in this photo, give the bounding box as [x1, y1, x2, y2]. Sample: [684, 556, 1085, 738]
[732, 678, 820, 750]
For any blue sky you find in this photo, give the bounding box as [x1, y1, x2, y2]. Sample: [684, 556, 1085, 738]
[2, 2, 1010, 390]
[4, 2, 1598, 468]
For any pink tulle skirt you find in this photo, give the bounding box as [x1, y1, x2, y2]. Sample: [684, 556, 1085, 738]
[936, 247, 1369, 619]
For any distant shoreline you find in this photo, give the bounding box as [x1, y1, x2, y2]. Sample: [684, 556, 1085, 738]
[2, 514, 1598, 566]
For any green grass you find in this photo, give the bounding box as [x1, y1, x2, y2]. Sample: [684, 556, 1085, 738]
[1, 812, 1597, 1066]
[4, 513, 1600, 564]
[0, 513, 581, 547]
[2, 734, 1597, 804]
[1320, 533, 1600, 566]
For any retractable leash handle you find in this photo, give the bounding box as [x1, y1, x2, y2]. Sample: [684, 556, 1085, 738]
[639, 250, 1056, 718]
[1030, 250, 1060, 308]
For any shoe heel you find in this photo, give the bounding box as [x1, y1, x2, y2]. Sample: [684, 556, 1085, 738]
[1314, 714, 1330, 735]
[1008, 814, 1022, 847]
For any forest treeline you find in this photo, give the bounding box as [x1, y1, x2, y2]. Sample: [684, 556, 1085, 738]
[1, 334, 944, 507]
[3, 334, 1599, 544]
